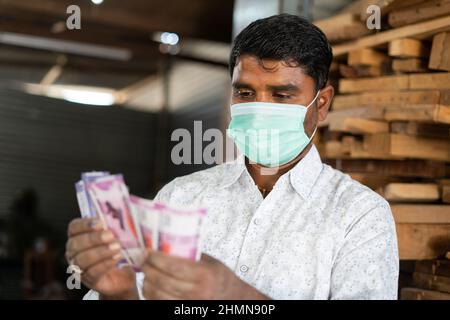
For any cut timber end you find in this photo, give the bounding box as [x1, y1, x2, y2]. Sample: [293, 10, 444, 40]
[429, 32, 450, 71]
[348, 48, 388, 66]
[392, 58, 429, 73]
[388, 38, 429, 58]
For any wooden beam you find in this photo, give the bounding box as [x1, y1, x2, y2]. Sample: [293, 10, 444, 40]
[440, 90, 450, 105]
[332, 90, 441, 110]
[325, 158, 447, 178]
[319, 106, 385, 127]
[358, 0, 428, 21]
[348, 48, 388, 66]
[383, 183, 440, 202]
[401, 287, 450, 300]
[339, 75, 409, 93]
[314, 13, 372, 43]
[415, 260, 450, 277]
[396, 223, 450, 260]
[388, 38, 429, 58]
[429, 32, 450, 71]
[392, 58, 428, 73]
[388, 0, 450, 28]
[329, 117, 389, 134]
[339, 73, 450, 93]
[348, 173, 399, 190]
[392, 204, 450, 224]
[384, 104, 450, 124]
[389, 121, 450, 139]
[333, 15, 450, 57]
[339, 64, 384, 78]
[314, 13, 359, 31]
[413, 272, 450, 293]
[443, 185, 450, 203]
[409, 72, 450, 89]
[364, 133, 450, 161]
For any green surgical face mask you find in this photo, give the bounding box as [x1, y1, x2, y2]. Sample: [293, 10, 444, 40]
[227, 90, 320, 167]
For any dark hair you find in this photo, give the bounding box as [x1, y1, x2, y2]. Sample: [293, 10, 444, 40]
[229, 14, 333, 91]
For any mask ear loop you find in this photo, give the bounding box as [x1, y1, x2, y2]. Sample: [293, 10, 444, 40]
[305, 89, 321, 141]
[306, 89, 321, 109]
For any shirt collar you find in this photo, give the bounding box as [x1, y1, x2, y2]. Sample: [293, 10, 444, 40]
[289, 144, 323, 199]
[219, 145, 323, 198]
[218, 154, 247, 189]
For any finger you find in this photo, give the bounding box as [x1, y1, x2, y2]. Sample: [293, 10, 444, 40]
[143, 274, 180, 300]
[71, 242, 122, 270]
[66, 230, 116, 260]
[142, 264, 195, 298]
[68, 218, 103, 237]
[146, 288, 179, 300]
[82, 254, 122, 285]
[146, 251, 200, 281]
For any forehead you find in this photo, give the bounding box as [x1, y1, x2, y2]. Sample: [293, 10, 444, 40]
[232, 54, 309, 85]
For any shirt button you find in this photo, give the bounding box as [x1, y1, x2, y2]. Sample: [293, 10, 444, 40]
[240, 265, 249, 273]
[253, 219, 259, 225]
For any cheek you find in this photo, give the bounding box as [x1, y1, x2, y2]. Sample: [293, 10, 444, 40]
[303, 106, 318, 134]
[230, 97, 240, 104]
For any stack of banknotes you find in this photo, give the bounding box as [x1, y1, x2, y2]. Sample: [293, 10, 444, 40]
[75, 171, 207, 270]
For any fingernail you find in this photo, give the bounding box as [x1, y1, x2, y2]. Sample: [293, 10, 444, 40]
[109, 242, 121, 251]
[113, 253, 122, 260]
[101, 231, 114, 242]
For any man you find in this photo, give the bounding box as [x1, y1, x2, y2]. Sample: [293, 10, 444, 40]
[65, 14, 399, 300]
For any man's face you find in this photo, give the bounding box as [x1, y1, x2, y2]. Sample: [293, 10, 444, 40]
[230, 54, 333, 137]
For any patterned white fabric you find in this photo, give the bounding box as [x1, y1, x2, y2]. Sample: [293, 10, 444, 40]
[84, 144, 399, 300]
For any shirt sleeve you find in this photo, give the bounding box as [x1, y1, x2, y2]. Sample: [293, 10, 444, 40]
[330, 200, 399, 300]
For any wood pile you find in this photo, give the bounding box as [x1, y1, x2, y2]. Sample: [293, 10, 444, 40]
[401, 255, 450, 299]
[313, 0, 450, 266]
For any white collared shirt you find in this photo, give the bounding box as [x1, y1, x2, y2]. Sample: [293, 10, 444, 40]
[84, 145, 399, 300]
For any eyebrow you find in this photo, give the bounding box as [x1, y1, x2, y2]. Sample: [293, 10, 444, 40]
[232, 82, 253, 90]
[232, 82, 300, 92]
[266, 84, 300, 92]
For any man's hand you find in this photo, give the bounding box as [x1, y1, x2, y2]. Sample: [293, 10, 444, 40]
[142, 252, 269, 300]
[65, 217, 138, 299]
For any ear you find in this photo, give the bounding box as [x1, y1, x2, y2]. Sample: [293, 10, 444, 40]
[316, 84, 334, 122]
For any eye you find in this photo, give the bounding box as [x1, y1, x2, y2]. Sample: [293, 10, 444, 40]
[273, 93, 291, 100]
[234, 89, 254, 98]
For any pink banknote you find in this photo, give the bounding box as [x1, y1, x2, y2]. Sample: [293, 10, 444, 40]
[156, 203, 207, 261]
[86, 174, 142, 267]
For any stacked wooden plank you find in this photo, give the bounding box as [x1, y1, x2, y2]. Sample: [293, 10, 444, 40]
[401, 257, 450, 299]
[314, 0, 450, 264]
